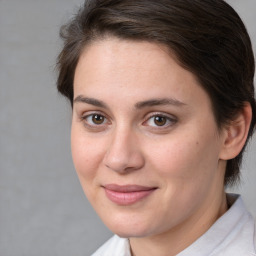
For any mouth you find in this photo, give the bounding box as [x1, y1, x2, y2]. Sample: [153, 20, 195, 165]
[103, 184, 157, 205]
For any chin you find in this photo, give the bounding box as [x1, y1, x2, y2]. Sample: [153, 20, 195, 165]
[102, 213, 156, 238]
[113, 228, 151, 239]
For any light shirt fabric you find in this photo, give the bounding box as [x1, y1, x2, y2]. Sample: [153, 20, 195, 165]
[91, 194, 256, 256]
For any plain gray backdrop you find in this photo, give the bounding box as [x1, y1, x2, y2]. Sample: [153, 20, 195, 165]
[0, 0, 255, 255]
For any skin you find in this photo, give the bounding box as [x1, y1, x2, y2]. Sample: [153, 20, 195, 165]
[71, 38, 250, 256]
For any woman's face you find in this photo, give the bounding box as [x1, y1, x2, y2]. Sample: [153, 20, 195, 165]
[71, 38, 227, 238]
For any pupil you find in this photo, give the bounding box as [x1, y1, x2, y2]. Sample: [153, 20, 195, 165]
[154, 116, 166, 126]
[93, 114, 104, 124]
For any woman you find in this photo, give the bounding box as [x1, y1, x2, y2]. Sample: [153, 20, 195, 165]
[56, 0, 256, 255]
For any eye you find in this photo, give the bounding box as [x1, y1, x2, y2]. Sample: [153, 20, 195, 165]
[82, 113, 108, 126]
[152, 116, 168, 126]
[90, 114, 105, 125]
[144, 114, 176, 128]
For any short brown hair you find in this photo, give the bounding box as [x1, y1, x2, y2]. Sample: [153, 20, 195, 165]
[56, 0, 256, 186]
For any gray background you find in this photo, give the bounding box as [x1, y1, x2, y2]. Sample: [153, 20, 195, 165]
[0, 0, 255, 255]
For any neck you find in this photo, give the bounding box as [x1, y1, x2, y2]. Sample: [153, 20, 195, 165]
[129, 191, 228, 256]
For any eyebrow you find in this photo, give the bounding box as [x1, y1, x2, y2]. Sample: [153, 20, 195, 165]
[73, 95, 186, 109]
[135, 98, 186, 109]
[73, 95, 108, 108]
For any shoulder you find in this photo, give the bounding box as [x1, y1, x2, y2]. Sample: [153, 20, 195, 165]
[178, 194, 256, 256]
[209, 194, 256, 255]
[91, 235, 131, 256]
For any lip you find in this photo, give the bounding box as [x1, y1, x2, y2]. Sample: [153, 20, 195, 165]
[103, 184, 157, 205]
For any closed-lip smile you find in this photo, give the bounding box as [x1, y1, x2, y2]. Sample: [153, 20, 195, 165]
[103, 184, 157, 205]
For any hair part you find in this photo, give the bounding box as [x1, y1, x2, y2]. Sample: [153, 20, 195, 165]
[56, 0, 256, 186]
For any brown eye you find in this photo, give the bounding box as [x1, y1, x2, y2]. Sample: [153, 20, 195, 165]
[144, 114, 176, 128]
[154, 116, 167, 126]
[91, 114, 105, 124]
[81, 113, 109, 130]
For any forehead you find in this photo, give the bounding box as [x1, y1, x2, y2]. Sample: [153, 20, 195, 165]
[76, 38, 175, 78]
[74, 38, 213, 112]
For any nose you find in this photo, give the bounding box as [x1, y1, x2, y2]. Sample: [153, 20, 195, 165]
[103, 128, 145, 173]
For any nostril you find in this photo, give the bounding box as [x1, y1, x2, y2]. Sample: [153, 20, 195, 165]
[104, 157, 131, 173]
[103, 132, 145, 173]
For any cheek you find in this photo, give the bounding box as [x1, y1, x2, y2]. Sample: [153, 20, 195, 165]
[71, 127, 108, 206]
[71, 127, 103, 181]
[146, 130, 220, 182]
[144, 134, 222, 221]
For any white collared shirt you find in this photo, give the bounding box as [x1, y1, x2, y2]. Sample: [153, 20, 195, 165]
[92, 194, 256, 256]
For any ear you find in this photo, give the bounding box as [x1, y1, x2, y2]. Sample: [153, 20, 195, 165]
[219, 103, 252, 160]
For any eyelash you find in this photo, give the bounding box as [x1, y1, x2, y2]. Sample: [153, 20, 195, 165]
[80, 112, 177, 130]
[80, 112, 110, 129]
[142, 112, 177, 129]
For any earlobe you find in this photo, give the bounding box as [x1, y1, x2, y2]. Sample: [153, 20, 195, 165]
[219, 103, 252, 160]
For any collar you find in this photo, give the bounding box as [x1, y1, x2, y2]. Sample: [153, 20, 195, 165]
[177, 194, 255, 255]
